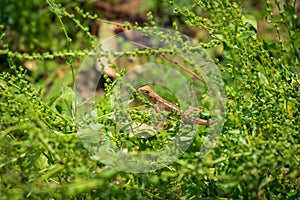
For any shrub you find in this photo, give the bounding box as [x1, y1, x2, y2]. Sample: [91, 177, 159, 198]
[0, 0, 299, 199]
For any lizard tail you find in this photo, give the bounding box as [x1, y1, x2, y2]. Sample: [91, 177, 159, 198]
[179, 114, 216, 126]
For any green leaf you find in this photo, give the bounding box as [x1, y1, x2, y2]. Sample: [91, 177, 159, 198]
[47, 85, 75, 120]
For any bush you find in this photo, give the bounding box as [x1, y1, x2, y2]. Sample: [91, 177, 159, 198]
[0, 0, 299, 199]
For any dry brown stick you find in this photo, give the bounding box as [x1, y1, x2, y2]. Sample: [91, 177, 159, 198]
[129, 41, 206, 84]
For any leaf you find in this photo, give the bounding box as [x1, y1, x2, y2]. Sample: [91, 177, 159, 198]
[242, 14, 257, 31]
[47, 85, 75, 120]
[263, 40, 282, 53]
[44, 69, 73, 101]
[35, 154, 49, 169]
[223, 42, 232, 60]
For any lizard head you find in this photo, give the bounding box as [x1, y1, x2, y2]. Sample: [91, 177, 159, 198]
[137, 85, 156, 102]
[138, 85, 152, 95]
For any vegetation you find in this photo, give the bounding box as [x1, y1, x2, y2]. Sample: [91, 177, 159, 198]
[0, 0, 299, 199]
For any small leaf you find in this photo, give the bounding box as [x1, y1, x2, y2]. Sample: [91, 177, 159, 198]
[48, 85, 75, 119]
[242, 14, 257, 31]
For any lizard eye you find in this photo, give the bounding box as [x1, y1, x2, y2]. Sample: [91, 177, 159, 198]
[143, 90, 149, 95]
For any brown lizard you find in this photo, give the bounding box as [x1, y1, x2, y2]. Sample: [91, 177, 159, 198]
[137, 85, 215, 126]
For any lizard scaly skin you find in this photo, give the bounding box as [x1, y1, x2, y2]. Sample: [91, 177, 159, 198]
[138, 85, 215, 126]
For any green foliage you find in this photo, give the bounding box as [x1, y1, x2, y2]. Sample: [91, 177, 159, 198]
[0, 0, 299, 199]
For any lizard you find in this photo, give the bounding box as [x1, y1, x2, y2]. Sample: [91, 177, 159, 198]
[137, 85, 216, 126]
